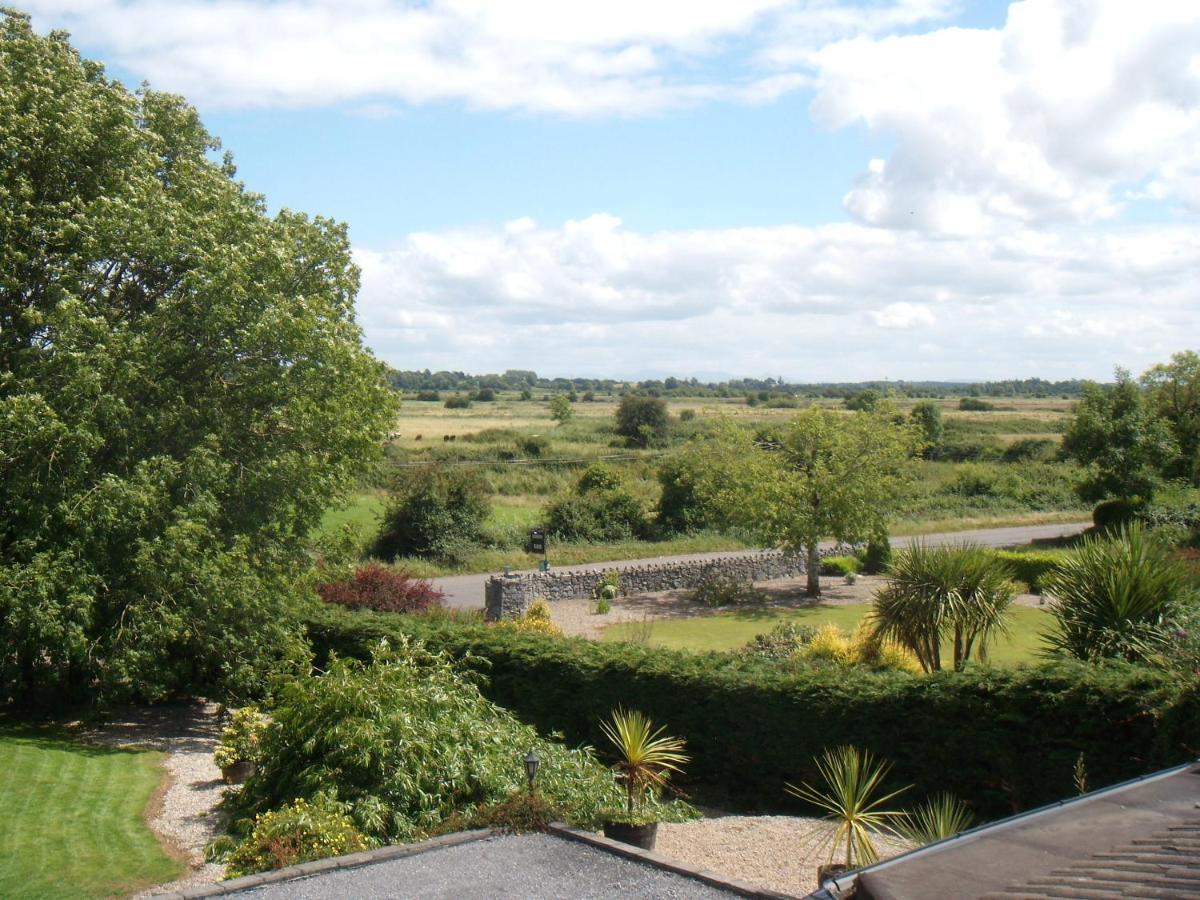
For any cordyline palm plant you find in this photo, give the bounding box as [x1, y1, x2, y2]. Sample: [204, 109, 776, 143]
[1042, 523, 1195, 664]
[870, 542, 1015, 672]
[895, 792, 975, 845]
[787, 745, 909, 869]
[600, 708, 689, 818]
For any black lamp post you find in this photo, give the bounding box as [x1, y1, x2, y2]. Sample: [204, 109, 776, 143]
[524, 750, 540, 795]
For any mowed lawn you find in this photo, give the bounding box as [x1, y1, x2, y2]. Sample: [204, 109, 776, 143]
[0, 729, 180, 899]
[602, 603, 1053, 667]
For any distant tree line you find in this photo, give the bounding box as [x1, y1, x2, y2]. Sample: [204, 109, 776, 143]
[387, 368, 1091, 399]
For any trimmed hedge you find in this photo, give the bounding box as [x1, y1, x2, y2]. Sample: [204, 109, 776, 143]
[989, 550, 1065, 593]
[304, 606, 1200, 820]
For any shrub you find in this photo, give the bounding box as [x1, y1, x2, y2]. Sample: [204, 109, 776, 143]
[317, 564, 445, 614]
[844, 390, 881, 412]
[1043, 524, 1196, 664]
[989, 550, 1063, 594]
[741, 622, 817, 660]
[910, 401, 944, 453]
[224, 796, 368, 877]
[576, 464, 623, 494]
[679, 409, 697, 422]
[372, 468, 489, 561]
[654, 455, 716, 535]
[473, 388, 496, 402]
[1001, 438, 1057, 463]
[444, 395, 471, 409]
[958, 397, 995, 411]
[821, 555, 860, 577]
[544, 467, 647, 542]
[595, 598, 611, 615]
[860, 537, 891, 575]
[214, 706, 269, 769]
[616, 396, 668, 447]
[690, 572, 763, 608]
[304, 605, 1200, 819]
[415, 390, 441, 402]
[592, 571, 621, 601]
[805, 623, 854, 665]
[494, 599, 563, 637]
[443, 792, 564, 835]
[516, 435, 550, 457]
[231, 640, 626, 843]
[1093, 498, 1142, 532]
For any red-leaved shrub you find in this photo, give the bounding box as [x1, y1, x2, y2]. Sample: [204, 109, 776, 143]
[317, 563, 445, 614]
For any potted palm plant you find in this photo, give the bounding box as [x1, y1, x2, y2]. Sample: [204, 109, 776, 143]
[599, 708, 689, 851]
[786, 745, 909, 887]
[213, 706, 268, 784]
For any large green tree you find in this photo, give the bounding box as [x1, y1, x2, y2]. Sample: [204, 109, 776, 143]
[1061, 370, 1176, 505]
[0, 13, 397, 704]
[1141, 350, 1200, 483]
[695, 406, 920, 596]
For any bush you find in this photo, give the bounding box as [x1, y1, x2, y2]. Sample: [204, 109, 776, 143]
[473, 388, 496, 402]
[441, 792, 563, 835]
[444, 395, 471, 409]
[689, 572, 763, 607]
[958, 397, 996, 411]
[844, 390, 880, 412]
[679, 409, 697, 422]
[861, 537, 891, 575]
[654, 456, 715, 535]
[1043, 524, 1196, 664]
[820, 556, 860, 577]
[989, 550, 1063, 593]
[516, 435, 550, 457]
[592, 571, 621, 601]
[910, 401, 944, 453]
[231, 640, 631, 843]
[304, 606, 1200, 819]
[415, 390, 441, 402]
[576, 464, 622, 494]
[741, 622, 817, 660]
[214, 706, 269, 770]
[544, 468, 647, 543]
[372, 469, 489, 561]
[616, 396, 668, 447]
[1093, 498, 1142, 532]
[494, 599, 562, 637]
[224, 796, 369, 877]
[1001, 438, 1057, 463]
[317, 564, 445, 614]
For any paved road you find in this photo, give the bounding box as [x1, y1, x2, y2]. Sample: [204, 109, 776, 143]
[432, 521, 1090, 610]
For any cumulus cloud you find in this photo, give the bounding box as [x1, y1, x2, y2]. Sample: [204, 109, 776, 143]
[22, 0, 950, 116]
[355, 215, 1200, 379]
[811, 0, 1200, 233]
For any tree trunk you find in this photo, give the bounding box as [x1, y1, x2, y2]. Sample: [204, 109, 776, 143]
[806, 542, 821, 597]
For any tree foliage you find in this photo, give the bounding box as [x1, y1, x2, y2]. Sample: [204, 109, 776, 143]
[1141, 350, 1200, 483]
[1061, 371, 1176, 504]
[694, 406, 920, 595]
[548, 394, 573, 424]
[373, 468, 489, 562]
[615, 395, 668, 447]
[0, 14, 396, 703]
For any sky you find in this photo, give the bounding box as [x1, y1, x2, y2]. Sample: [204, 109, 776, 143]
[21, 0, 1200, 382]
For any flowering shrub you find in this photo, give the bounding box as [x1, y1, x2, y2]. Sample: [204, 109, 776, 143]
[214, 706, 269, 769]
[802, 622, 921, 674]
[317, 563, 444, 614]
[224, 796, 368, 877]
[494, 598, 562, 636]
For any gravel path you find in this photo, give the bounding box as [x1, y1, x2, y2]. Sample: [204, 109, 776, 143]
[657, 815, 915, 896]
[552, 573, 1047, 639]
[77, 702, 227, 895]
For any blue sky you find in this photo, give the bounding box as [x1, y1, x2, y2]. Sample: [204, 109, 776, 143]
[23, 1, 1200, 381]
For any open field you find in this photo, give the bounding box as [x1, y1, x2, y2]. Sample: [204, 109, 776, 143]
[0, 728, 180, 899]
[601, 602, 1052, 666]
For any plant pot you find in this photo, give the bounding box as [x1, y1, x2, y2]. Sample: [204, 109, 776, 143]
[603, 820, 658, 851]
[816, 863, 854, 888]
[221, 760, 256, 784]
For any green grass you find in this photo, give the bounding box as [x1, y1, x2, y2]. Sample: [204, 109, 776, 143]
[601, 603, 1053, 667]
[0, 728, 181, 899]
[316, 490, 385, 535]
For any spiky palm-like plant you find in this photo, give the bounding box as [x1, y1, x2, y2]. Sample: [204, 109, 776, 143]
[1042, 523, 1194, 663]
[786, 745, 909, 868]
[600, 708, 689, 817]
[870, 542, 1015, 672]
[895, 793, 975, 845]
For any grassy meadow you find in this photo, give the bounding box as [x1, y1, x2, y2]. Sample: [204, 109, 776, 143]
[601, 602, 1053, 667]
[0, 729, 180, 899]
[321, 391, 1089, 575]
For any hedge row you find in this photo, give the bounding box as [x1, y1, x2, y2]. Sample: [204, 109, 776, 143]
[989, 549, 1065, 593]
[304, 606, 1199, 820]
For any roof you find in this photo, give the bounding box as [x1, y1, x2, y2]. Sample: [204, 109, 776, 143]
[814, 760, 1200, 900]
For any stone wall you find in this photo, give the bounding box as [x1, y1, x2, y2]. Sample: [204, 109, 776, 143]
[484, 547, 848, 620]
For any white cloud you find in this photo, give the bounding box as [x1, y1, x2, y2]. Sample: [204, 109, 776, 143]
[811, 0, 1200, 233]
[22, 0, 949, 116]
[355, 215, 1200, 379]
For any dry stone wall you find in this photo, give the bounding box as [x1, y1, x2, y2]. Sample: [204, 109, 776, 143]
[484, 547, 849, 620]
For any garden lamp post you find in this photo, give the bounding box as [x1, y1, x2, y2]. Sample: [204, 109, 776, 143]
[524, 750, 540, 795]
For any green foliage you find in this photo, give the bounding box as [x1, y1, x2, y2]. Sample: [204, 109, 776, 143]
[697, 406, 920, 595]
[1141, 350, 1200, 483]
[616, 395, 669, 447]
[786, 746, 908, 867]
[689, 572, 764, 608]
[224, 796, 368, 878]
[444, 395, 472, 409]
[896, 792, 975, 845]
[472, 388, 497, 402]
[1043, 524, 1196, 664]
[844, 390, 882, 412]
[654, 454, 717, 535]
[576, 464, 623, 494]
[0, 14, 394, 704]
[910, 401, 944, 452]
[861, 537, 892, 575]
[232, 640, 625, 843]
[1062, 372, 1176, 503]
[516, 435, 550, 457]
[600, 708, 689, 819]
[214, 706, 269, 770]
[958, 398, 996, 411]
[442, 792, 564, 834]
[1093, 498, 1142, 532]
[741, 622, 818, 659]
[990, 550, 1064, 593]
[414, 390, 441, 402]
[871, 543, 1016, 672]
[679, 409, 697, 422]
[372, 469, 489, 562]
[544, 467, 647, 543]
[305, 606, 1200, 819]
[595, 598, 612, 615]
[549, 394, 574, 424]
[592, 571, 621, 601]
[821, 556, 861, 576]
[1001, 438, 1058, 463]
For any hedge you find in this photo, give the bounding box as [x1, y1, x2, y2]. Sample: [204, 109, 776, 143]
[304, 606, 1199, 821]
[989, 549, 1065, 593]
